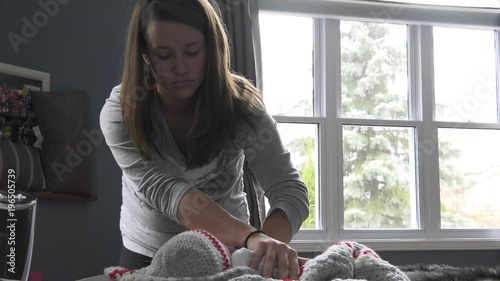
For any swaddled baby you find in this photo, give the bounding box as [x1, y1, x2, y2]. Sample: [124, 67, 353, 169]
[106, 229, 279, 280]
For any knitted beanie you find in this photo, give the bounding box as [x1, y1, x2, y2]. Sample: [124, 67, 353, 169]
[299, 242, 355, 281]
[140, 229, 231, 278]
[299, 241, 409, 281]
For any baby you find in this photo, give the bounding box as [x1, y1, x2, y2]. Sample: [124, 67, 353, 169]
[105, 229, 290, 280]
[142, 229, 280, 278]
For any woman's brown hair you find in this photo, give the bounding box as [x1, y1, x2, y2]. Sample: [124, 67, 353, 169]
[121, 0, 265, 169]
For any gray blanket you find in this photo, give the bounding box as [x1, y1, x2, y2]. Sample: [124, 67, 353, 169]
[399, 264, 500, 281]
[104, 241, 410, 281]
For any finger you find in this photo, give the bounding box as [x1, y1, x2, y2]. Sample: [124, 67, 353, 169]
[262, 247, 276, 278]
[227, 245, 237, 255]
[298, 256, 311, 266]
[277, 251, 290, 279]
[275, 243, 290, 279]
[249, 244, 265, 269]
[288, 250, 300, 279]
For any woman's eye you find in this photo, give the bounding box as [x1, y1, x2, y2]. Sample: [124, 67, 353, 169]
[157, 54, 171, 60]
[186, 51, 199, 57]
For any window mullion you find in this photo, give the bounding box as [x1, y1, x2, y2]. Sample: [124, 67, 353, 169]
[419, 25, 441, 237]
[323, 18, 342, 240]
[313, 18, 327, 234]
[496, 30, 500, 123]
[407, 24, 422, 232]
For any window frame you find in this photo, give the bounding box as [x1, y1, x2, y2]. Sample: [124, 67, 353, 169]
[258, 0, 500, 251]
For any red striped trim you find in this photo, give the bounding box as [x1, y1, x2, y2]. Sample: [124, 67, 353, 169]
[193, 229, 231, 271]
[362, 249, 380, 259]
[108, 268, 135, 279]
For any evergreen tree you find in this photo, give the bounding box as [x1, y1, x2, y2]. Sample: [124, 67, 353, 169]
[285, 21, 469, 229]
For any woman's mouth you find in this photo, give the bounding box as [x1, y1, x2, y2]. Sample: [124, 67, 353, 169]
[172, 80, 195, 89]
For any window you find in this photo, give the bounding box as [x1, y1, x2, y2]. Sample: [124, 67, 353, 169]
[259, 0, 500, 251]
[374, 0, 500, 8]
[433, 27, 497, 123]
[260, 13, 320, 229]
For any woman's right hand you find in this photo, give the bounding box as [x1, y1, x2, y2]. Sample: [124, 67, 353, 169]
[246, 232, 300, 279]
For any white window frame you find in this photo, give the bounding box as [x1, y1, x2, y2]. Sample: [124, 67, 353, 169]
[259, 0, 500, 251]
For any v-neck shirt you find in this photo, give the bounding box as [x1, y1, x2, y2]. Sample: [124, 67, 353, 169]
[100, 84, 309, 258]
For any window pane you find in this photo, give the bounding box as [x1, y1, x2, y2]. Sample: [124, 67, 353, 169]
[375, 0, 500, 8]
[341, 21, 409, 120]
[434, 28, 497, 123]
[277, 123, 319, 229]
[343, 126, 418, 229]
[259, 13, 314, 117]
[439, 129, 500, 228]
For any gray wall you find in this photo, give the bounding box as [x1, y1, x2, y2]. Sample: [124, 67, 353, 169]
[0, 1, 134, 280]
[0, 1, 498, 281]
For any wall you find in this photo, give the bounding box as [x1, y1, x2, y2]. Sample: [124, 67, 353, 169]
[0, 1, 134, 280]
[0, 1, 498, 280]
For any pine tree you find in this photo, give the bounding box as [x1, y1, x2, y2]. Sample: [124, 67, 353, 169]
[286, 21, 468, 229]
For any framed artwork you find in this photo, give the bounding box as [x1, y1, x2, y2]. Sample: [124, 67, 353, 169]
[0, 62, 50, 146]
[0, 62, 50, 91]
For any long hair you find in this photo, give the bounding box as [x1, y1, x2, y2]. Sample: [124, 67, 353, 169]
[121, 0, 265, 168]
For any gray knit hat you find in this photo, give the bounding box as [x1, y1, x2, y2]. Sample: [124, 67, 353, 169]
[141, 229, 231, 278]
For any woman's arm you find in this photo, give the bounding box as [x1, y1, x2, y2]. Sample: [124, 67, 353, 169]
[239, 111, 310, 238]
[100, 86, 195, 222]
[177, 191, 304, 249]
[261, 209, 291, 243]
[177, 187, 255, 248]
[237, 111, 310, 279]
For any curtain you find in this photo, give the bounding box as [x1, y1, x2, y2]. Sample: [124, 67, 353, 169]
[214, 0, 266, 229]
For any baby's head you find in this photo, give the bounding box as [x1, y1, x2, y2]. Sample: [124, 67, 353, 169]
[144, 229, 231, 278]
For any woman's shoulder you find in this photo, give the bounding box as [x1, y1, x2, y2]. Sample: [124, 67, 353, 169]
[243, 109, 276, 128]
[100, 84, 123, 124]
[108, 84, 123, 102]
[235, 109, 277, 141]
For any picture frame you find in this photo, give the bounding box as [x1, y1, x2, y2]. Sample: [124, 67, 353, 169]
[0, 62, 50, 146]
[0, 62, 50, 91]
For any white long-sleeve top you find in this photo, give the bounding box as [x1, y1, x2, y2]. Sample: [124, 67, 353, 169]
[99, 84, 309, 258]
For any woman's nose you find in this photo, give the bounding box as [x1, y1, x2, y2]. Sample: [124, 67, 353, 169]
[173, 56, 188, 75]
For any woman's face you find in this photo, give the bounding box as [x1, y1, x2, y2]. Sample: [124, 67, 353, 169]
[145, 21, 206, 101]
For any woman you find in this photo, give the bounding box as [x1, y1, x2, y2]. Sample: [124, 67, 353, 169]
[99, 0, 309, 279]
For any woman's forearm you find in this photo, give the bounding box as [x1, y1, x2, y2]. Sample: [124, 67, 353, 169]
[177, 187, 254, 247]
[261, 209, 292, 243]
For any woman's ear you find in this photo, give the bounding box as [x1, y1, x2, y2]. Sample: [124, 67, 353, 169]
[142, 53, 150, 65]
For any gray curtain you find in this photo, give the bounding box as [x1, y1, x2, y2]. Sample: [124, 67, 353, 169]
[216, 0, 263, 91]
[214, 0, 266, 229]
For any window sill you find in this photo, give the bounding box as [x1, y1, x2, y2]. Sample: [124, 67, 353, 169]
[291, 238, 500, 252]
[32, 191, 97, 201]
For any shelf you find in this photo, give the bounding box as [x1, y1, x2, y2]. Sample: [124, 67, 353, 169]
[32, 192, 97, 201]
